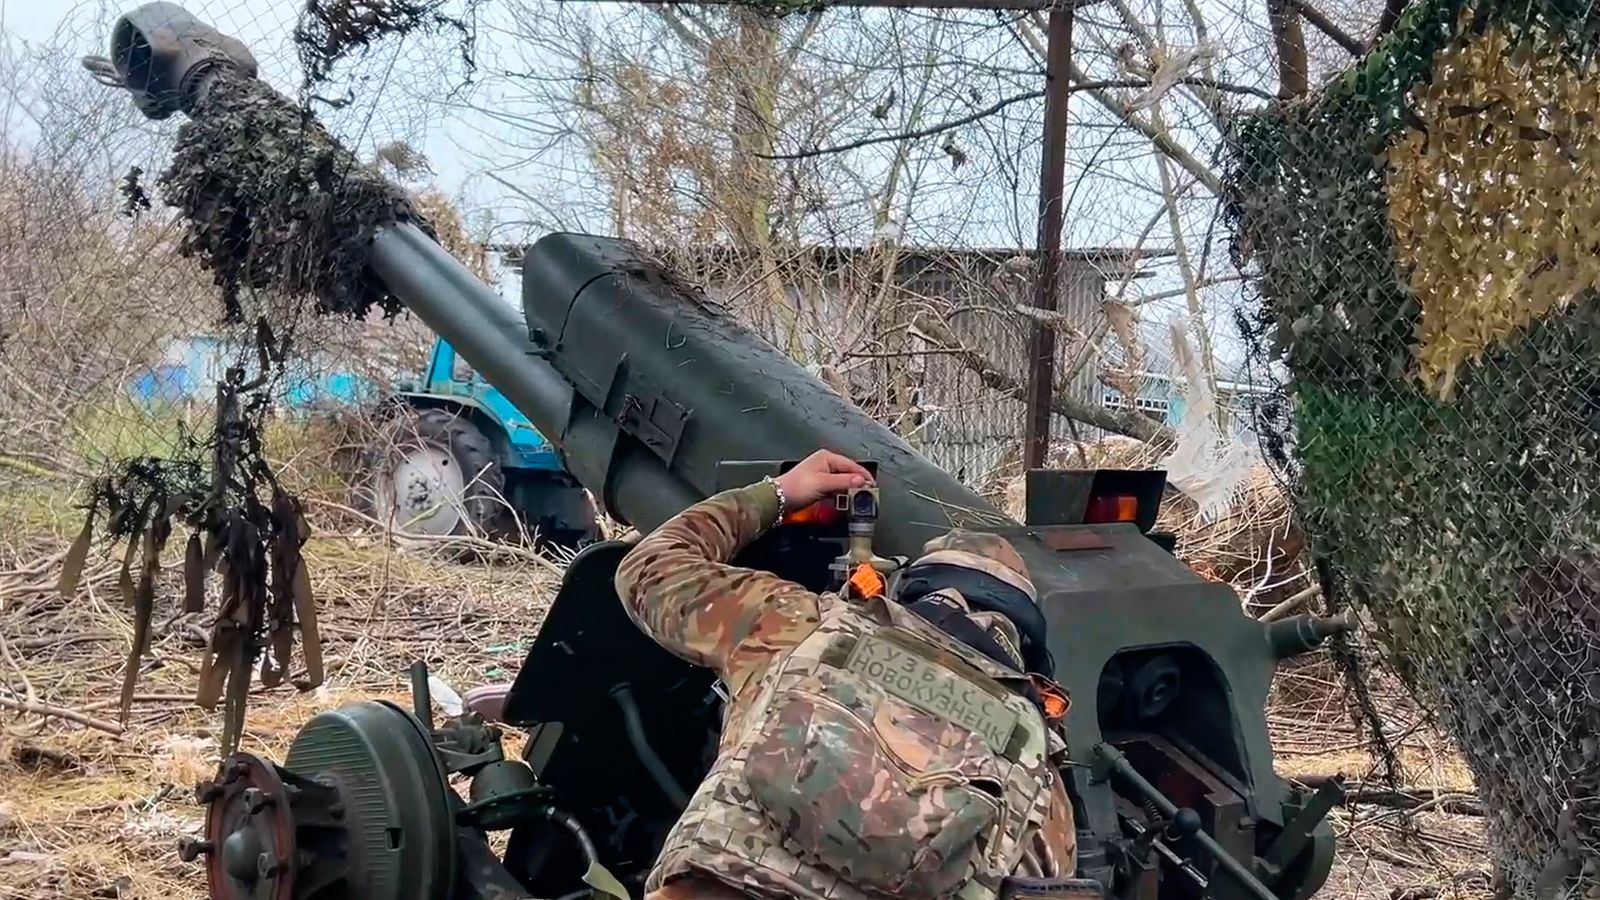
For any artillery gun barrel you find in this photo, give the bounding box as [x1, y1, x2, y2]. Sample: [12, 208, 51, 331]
[514, 229, 1013, 552]
[366, 224, 703, 529]
[367, 225, 571, 444]
[97, 5, 996, 548]
[372, 220, 997, 551]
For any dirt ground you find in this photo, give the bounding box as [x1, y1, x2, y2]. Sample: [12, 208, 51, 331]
[0, 474, 1489, 900]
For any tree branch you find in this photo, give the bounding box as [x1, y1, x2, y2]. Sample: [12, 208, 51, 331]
[652, 8, 710, 52]
[1291, 774, 1484, 817]
[1113, 77, 1274, 101]
[1284, 0, 1366, 56]
[0, 692, 125, 735]
[1258, 582, 1320, 621]
[1372, 0, 1410, 44]
[912, 314, 1174, 444]
[1128, 275, 1242, 305]
[767, 89, 1043, 160]
[1014, 12, 1223, 195]
[779, 10, 825, 83]
[765, 77, 1270, 162]
[1101, 0, 1223, 124]
[1062, 56, 1223, 195]
[1268, 0, 1309, 96]
[1174, 0, 1229, 122]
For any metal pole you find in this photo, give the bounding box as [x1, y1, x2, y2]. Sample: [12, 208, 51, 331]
[1023, 8, 1074, 472]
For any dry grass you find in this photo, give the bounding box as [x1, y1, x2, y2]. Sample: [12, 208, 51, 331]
[0, 458, 1489, 900]
[0, 469, 562, 900]
[1266, 599, 1489, 899]
[1275, 690, 1491, 900]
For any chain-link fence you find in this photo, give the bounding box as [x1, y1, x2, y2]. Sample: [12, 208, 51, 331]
[1225, 0, 1600, 893]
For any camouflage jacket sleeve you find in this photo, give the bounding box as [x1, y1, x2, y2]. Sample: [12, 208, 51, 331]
[614, 483, 822, 695]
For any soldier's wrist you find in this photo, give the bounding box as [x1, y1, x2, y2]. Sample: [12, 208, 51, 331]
[756, 477, 786, 529]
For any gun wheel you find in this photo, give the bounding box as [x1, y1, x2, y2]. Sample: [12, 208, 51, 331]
[197, 754, 299, 900]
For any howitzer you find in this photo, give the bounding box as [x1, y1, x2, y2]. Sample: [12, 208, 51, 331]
[93, 6, 1348, 900]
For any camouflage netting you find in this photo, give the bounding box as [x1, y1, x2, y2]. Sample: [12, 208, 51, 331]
[65, 7, 462, 752]
[162, 69, 428, 320]
[295, 0, 470, 84]
[1225, 0, 1600, 894]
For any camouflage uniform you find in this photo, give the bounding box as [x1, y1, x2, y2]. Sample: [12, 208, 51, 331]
[615, 482, 1077, 900]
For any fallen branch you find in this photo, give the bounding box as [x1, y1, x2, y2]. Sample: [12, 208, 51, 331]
[1259, 583, 1321, 622]
[81, 691, 267, 712]
[1293, 774, 1484, 816]
[1391, 873, 1495, 900]
[0, 454, 66, 480]
[1354, 839, 1428, 869]
[302, 497, 566, 573]
[0, 693, 124, 736]
[12, 632, 115, 651]
[0, 628, 36, 706]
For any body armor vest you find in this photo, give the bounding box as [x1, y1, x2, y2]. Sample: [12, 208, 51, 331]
[647, 591, 1057, 900]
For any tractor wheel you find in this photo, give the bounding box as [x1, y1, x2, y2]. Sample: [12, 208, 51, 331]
[358, 408, 511, 541]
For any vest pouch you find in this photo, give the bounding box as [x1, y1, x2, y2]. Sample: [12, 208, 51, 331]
[746, 690, 1003, 898]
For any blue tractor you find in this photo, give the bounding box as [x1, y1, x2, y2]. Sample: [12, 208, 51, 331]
[355, 338, 601, 548]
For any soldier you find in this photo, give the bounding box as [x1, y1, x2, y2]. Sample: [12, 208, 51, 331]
[616, 449, 1087, 900]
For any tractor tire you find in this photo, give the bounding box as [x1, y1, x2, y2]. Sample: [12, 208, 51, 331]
[357, 408, 511, 541]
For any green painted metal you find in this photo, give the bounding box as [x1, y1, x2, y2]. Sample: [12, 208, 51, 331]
[372, 224, 1337, 900]
[284, 701, 456, 900]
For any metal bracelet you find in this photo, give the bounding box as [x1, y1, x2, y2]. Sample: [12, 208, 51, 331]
[761, 476, 787, 525]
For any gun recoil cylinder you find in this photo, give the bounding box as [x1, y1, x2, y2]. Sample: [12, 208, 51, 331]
[1267, 611, 1357, 659]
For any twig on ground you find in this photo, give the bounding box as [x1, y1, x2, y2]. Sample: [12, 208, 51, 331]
[0, 692, 124, 736]
[1260, 582, 1321, 622]
[303, 496, 563, 573]
[0, 618, 37, 706]
[1293, 775, 1483, 817]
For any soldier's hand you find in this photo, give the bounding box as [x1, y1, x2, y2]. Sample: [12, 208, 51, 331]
[775, 450, 874, 509]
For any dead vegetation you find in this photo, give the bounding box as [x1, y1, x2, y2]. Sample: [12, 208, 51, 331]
[0, 464, 563, 900]
[0, 37, 559, 898]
